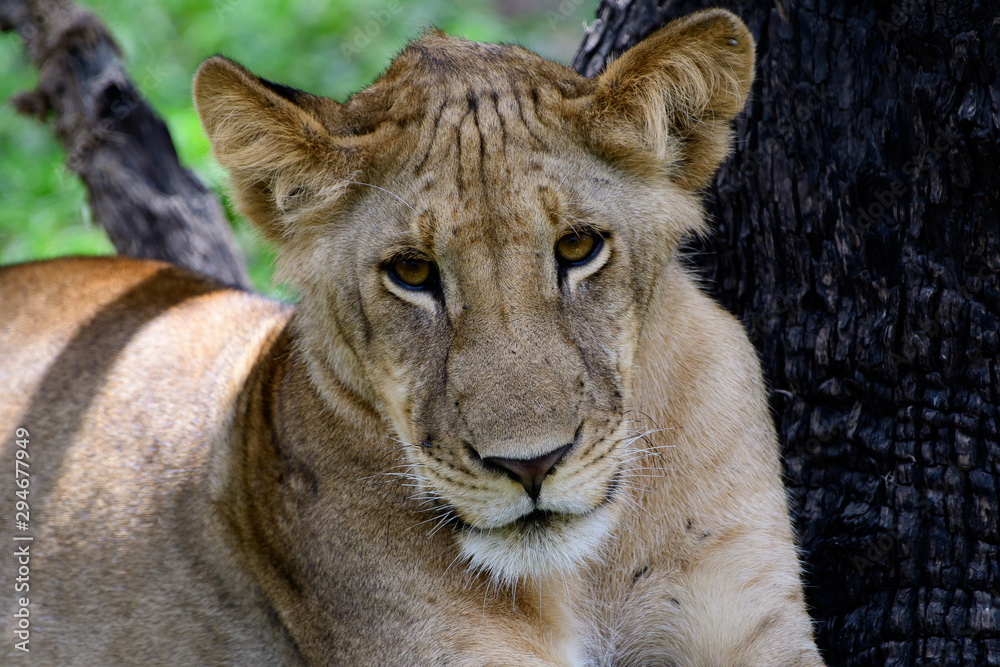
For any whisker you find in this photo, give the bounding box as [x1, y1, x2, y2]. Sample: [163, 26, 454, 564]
[408, 508, 455, 532]
[625, 471, 678, 479]
[427, 510, 458, 537]
[343, 180, 418, 214]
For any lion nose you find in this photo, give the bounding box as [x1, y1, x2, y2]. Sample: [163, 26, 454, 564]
[481, 443, 572, 502]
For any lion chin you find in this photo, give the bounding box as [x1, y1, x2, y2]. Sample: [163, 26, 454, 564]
[457, 508, 615, 586]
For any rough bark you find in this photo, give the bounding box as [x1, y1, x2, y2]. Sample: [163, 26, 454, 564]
[0, 0, 250, 288]
[576, 1, 1000, 665]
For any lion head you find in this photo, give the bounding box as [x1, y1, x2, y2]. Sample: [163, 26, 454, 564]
[194, 9, 754, 585]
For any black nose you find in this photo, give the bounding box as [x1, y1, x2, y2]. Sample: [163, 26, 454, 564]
[481, 443, 572, 502]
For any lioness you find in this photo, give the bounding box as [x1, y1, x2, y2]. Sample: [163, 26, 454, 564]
[1, 9, 824, 665]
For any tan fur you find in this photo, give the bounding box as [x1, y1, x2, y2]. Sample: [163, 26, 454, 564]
[1, 10, 823, 665]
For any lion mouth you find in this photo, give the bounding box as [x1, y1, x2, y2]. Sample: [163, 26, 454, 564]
[442, 464, 624, 536]
[509, 508, 560, 532]
[456, 504, 615, 583]
[476, 507, 582, 536]
[450, 507, 574, 535]
[518, 508, 554, 524]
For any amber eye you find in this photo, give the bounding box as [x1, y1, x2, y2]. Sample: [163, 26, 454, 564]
[555, 230, 602, 266]
[388, 256, 436, 290]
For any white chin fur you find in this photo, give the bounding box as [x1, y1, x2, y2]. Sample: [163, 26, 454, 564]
[458, 510, 613, 585]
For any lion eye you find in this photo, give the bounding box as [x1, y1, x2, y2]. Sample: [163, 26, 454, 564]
[555, 230, 601, 266]
[389, 256, 436, 290]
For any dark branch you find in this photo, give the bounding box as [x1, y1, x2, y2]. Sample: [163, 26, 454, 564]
[0, 0, 251, 288]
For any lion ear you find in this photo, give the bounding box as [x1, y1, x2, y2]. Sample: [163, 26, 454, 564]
[193, 56, 375, 241]
[578, 9, 755, 190]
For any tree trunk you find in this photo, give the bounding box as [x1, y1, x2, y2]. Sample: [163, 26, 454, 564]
[576, 1, 1000, 665]
[0, 0, 250, 288]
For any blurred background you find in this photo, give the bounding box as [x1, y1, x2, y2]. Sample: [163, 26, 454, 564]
[0, 0, 598, 294]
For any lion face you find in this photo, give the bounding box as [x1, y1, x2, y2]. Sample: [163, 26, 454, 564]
[336, 140, 695, 583]
[194, 15, 754, 583]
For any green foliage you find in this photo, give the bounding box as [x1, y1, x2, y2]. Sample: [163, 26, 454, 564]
[0, 0, 597, 295]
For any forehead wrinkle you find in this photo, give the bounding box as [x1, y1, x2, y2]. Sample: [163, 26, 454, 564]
[458, 103, 483, 197]
[411, 96, 466, 182]
[473, 92, 506, 174]
[406, 83, 578, 202]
